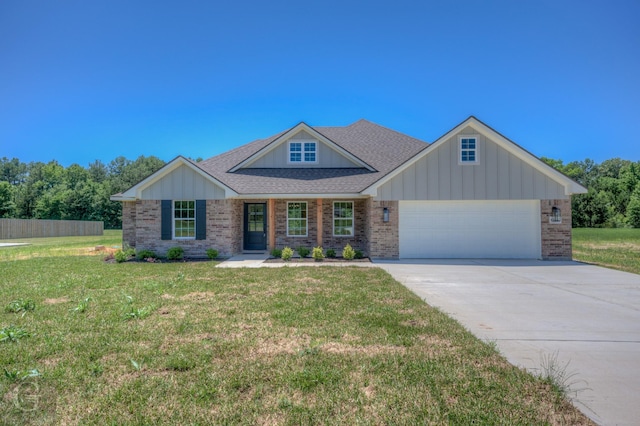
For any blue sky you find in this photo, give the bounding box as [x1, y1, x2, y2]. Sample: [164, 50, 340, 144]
[1, 0, 639, 167]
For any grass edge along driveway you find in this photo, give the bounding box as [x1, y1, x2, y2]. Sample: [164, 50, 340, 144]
[0, 234, 592, 424]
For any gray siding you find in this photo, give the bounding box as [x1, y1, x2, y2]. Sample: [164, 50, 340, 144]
[246, 130, 361, 168]
[377, 127, 567, 201]
[140, 164, 226, 200]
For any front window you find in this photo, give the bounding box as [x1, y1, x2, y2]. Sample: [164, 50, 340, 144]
[289, 141, 317, 163]
[174, 200, 195, 239]
[333, 201, 354, 236]
[459, 136, 478, 164]
[287, 201, 308, 236]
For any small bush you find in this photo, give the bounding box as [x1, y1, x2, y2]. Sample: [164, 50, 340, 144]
[5, 299, 35, 314]
[270, 248, 282, 258]
[206, 248, 219, 259]
[325, 248, 336, 258]
[167, 246, 184, 260]
[125, 248, 136, 257]
[354, 249, 364, 259]
[297, 246, 310, 258]
[342, 244, 355, 260]
[114, 249, 128, 263]
[281, 247, 294, 261]
[136, 249, 156, 260]
[312, 247, 324, 261]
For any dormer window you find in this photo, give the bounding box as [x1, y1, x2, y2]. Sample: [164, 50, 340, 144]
[289, 141, 317, 163]
[459, 135, 479, 165]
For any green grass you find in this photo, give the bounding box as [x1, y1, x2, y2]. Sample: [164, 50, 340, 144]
[0, 233, 591, 424]
[573, 228, 640, 274]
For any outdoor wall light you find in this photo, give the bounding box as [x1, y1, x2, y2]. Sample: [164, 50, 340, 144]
[383, 207, 389, 222]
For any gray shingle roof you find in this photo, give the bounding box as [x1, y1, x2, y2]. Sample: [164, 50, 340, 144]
[197, 119, 428, 195]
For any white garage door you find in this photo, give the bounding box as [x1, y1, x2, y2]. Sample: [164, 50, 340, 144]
[399, 200, 541, 258]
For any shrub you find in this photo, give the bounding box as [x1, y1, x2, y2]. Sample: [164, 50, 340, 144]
[167, 246, 184, 260]
[325, 248, 336, 258]
[270, 248, 282, 258]
[297, 246, 310, 258]
[206, 248, 219, 259]
[312, 247, 324, 261]
[354, 249, 364, 259]
[342, 244, 355, 260]
[125, 248, 136, 257]
[281, 247, 294, 261]
[114, 249, 128, 263]
[136, 249, 156, 260]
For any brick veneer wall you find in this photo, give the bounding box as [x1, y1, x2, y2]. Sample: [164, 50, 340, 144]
[122, 201, 137, 249]
[122, 199, 241, 258]
[367, 199, 399, 259]
[272, 199, 367, 254]
[540, 199, 572, 260]
[321, 199, 367, 254]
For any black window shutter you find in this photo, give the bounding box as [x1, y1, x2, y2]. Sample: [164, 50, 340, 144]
[195, 200, 206, 240]
[161, 200, 172, 240]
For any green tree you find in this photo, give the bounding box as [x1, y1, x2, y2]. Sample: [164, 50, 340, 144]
[0, 181, 16, 217]
[626, 186, 640, 228]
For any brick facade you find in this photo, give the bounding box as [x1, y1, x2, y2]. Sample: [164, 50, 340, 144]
[272, 199, 367, 254]
[540, 199, 572, 260]
[366, 199, 399, 259]
[122, 201, 137, 249]
[121, 197, 573, 260]
[122, 199, 242, 258]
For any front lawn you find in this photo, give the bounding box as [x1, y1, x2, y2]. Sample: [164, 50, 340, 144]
[573, 228, 640, 274]
[0, 233, 591, 424]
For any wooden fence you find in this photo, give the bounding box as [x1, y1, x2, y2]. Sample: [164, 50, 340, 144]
[0, 219, 104, 239]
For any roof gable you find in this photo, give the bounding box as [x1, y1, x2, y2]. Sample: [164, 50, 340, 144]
[363, 116, 587, 196]
[228, 122, 375, 172]
[110, 156, 237, 201]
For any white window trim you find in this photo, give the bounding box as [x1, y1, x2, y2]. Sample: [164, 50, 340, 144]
[286, 201, 308, 237]
[458, 135, 480, 165]
[333, 201, 354, 237]
[288, 140, 318, 164]
[173, 200, 196, 240]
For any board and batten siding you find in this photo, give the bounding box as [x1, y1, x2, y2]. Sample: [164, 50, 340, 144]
[245, 130, 360, 168]
[140, 164, 226, 200]
[377, 127, 567, 201]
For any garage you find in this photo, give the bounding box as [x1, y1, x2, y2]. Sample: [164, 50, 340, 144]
[399, 200, 541, 258]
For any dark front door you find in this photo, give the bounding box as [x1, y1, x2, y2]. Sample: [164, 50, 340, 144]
[244, 203, 267, 250]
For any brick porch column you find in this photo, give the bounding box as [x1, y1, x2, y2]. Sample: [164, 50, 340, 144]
[317, 198, 323, 248]
[268, 199, 276, 250]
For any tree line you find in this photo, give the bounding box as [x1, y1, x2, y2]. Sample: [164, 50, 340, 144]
[0, 156, 166, 228]
[1, 155, 639, 228]
[540, 157, 640, 228]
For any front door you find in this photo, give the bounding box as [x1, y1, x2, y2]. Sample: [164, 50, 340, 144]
[244, 203, 267, 250]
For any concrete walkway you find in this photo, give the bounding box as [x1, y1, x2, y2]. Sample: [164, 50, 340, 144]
[215, 253, 270, 268]
[215, 254, 377, 268]
[0, 242, 30, 247]
[376, 259, 640, 426]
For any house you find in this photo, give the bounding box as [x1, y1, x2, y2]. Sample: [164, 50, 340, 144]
[110, 116, 587, 260]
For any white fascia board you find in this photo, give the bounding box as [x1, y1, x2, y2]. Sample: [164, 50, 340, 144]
[229, 122, 375, 172]
[119, 156, 238, 200]
[231, 193, 369, 199]
[362, 117, 587, 196]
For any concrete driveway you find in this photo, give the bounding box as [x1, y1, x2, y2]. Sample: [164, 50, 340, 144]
[376, 259, 640, 426]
